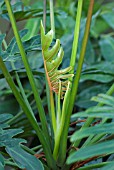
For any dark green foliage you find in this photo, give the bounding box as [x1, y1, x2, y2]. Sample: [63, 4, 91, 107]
[0, 114, 44, 170]
[6, 146, 44, 170]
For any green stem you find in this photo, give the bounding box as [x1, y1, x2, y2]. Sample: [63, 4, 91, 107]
[12, 62, 34, 113]
[57, 81, 61, 125]
[49, 0, 60, 153]
[50, 90, 56, 135]
[31, 145, 42, 151]
[45, 79, 54, 150]
[4, 0, 50, 145]
[0, 31, 7, 50]
[57, 0, 94, 165]
[43, 0, 54, 147]
[69, 0, 83, 75]
[43, 0, 47, 31]
[7, 110, 23, 125]
[52, 83, 61, 159]
[43, 0, 51, 116]
[50, 0, 55, 37]
[69, 0, 94, 117]
[53, 82, 70, 160]
[21, 144, 35, 155]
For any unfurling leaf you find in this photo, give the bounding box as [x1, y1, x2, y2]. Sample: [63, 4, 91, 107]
[41, 21, 73, 98]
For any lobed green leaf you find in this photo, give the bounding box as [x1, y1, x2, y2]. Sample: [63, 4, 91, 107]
[71, 122, 114, 142]
[67, 140, 114, 164]
[6, 146, 44, 170]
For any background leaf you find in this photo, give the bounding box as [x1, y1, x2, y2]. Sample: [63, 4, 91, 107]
[99, 37, 114, 61]
[101, 10, 114, 29]
[0, 114, 44, 170]
[71, 122, 114, 142]
[0, 154, 4, 170]
[67, 140, 114, 164]
[6, 146, 44, 170]
[100, 162, 114, 170]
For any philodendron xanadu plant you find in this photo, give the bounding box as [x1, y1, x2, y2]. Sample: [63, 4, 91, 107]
[1, 0, 114, 170]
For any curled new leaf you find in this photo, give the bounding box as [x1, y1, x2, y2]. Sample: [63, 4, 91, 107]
[41, 21, 73, 98]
